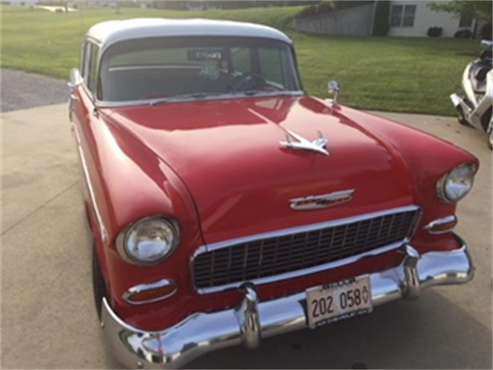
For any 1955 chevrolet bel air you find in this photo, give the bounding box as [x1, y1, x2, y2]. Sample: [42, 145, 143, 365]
[68, 18, 479, 368]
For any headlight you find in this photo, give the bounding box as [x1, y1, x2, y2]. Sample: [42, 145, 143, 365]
[118, 217, 179, 265]
[437, 163, 477, 203]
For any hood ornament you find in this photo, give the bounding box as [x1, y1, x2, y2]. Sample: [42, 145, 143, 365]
[280, 129, 329, 156]
[290, 189, 355, 211]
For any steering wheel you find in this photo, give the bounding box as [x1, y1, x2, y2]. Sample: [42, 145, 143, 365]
[229, 73, 266, 92]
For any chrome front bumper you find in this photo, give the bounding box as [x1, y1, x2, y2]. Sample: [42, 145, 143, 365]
[102, 235, 474, 369]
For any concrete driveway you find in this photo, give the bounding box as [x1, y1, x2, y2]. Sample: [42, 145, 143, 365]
[1, 104, 491, 369]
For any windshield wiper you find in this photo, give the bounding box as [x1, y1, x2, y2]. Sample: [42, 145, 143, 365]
[150, 92, 210, 106]
[243, 90, 260, 96]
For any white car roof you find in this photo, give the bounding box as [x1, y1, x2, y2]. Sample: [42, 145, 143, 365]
[87, 18, 292, 52]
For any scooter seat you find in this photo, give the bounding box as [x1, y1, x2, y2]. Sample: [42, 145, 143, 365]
[470, 62, 491, 93]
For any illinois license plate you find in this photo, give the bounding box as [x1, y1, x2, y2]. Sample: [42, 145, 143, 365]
[306, 275, 372, 329]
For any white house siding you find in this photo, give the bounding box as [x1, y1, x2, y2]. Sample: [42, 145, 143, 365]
[294, 4, 376, 37]
[8, 0, 39, 5]
[388, 0, 466, 38]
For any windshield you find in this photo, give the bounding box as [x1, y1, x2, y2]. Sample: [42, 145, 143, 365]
[100, 36, 302, 102]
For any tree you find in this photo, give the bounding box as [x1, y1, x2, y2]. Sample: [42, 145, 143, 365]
[429, 1, 492, 22]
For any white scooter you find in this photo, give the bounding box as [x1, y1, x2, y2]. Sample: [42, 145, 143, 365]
[450, 40, 493, 150]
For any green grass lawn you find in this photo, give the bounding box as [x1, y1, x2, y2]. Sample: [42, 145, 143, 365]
[0, 5, 480, 115]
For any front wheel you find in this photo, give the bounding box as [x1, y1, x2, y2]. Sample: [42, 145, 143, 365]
[488, 130, 493, 151]
[456, 105, 470, 126]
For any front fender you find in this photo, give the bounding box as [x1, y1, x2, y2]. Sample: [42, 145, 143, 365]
[334, 105, 479, 252]
[79, 109, 204, 326]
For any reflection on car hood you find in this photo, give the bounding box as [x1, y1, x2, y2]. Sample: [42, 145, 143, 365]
[105, 96, 414, 244]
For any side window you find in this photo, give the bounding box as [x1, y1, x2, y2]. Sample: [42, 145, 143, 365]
[258, 47, 284, 86]
[87, 44, 99, 94]
[80, 43, 86, 77]
[81, 42, 91, 82]
[231, 47, 252, 74]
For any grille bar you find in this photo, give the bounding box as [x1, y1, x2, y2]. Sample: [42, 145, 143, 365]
[193, 206, 421, 294]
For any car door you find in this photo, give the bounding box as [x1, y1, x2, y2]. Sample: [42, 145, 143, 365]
[69, 40, 104, 231]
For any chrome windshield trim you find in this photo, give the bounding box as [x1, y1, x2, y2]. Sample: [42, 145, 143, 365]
[95, 90, 304, 109]
[191, 205, 422, 294]
[108, 65, 201, 72]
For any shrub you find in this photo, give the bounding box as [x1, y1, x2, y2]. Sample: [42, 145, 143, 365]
[454, 28, 473, 38]
[428, 26, 443, 37]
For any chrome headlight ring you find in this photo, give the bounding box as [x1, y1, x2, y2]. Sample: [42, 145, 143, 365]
[437, 163, 478, 203]
[117, 217, 180, 265]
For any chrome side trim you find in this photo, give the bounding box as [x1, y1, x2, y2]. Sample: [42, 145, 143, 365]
[123, 279, 177, 305]
[192, 205, 421, 294]
[74, 126, 108, 244]
[102, 233, 473, 369]
[424, 215, 458, 234]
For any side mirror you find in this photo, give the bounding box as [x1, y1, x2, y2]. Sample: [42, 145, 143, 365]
[328, 80, 340, 104]
[68, 68, 82, 92]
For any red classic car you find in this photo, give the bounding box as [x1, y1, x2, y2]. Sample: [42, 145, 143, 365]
[69, 18, 479, 368]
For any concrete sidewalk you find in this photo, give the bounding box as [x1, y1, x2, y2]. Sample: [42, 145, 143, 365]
[1, 104, 491, 369]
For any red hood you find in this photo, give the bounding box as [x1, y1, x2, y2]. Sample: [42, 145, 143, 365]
[104, 96, 415, 243]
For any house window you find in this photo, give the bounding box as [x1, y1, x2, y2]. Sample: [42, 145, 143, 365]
[390, 5, 403, 27]
[390, 4, 416, 27]
[402, 5, 416, 27]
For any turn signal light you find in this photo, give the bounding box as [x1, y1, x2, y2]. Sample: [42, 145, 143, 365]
[123, 279, 177, 305]
[424, 216, 458, 235]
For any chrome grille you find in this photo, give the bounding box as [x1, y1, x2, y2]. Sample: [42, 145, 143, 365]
[193, 207, 421, 293]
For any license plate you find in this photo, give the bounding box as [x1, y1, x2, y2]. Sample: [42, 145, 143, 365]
[306, 275, 372, 329]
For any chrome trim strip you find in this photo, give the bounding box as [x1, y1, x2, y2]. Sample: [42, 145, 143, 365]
[108, 65, 201, 71]
[192, 205, 421, 294]
[74, 126, 108, 244]
[123, 279, 177, 305]
[102, 234, 473, 369]
[203, 205, 419, 253]
[424, 215, 458, 234]
[95, 90, 304, 109]
[290, 189, 355, 210]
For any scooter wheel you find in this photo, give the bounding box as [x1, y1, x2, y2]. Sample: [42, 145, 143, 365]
[456, 106, 470, 126]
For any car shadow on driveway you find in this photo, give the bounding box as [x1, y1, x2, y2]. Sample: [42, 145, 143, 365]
[189, 291, 492, 369]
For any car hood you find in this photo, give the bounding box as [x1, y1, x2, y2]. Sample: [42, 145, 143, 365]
[104, 96, 415, 244]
